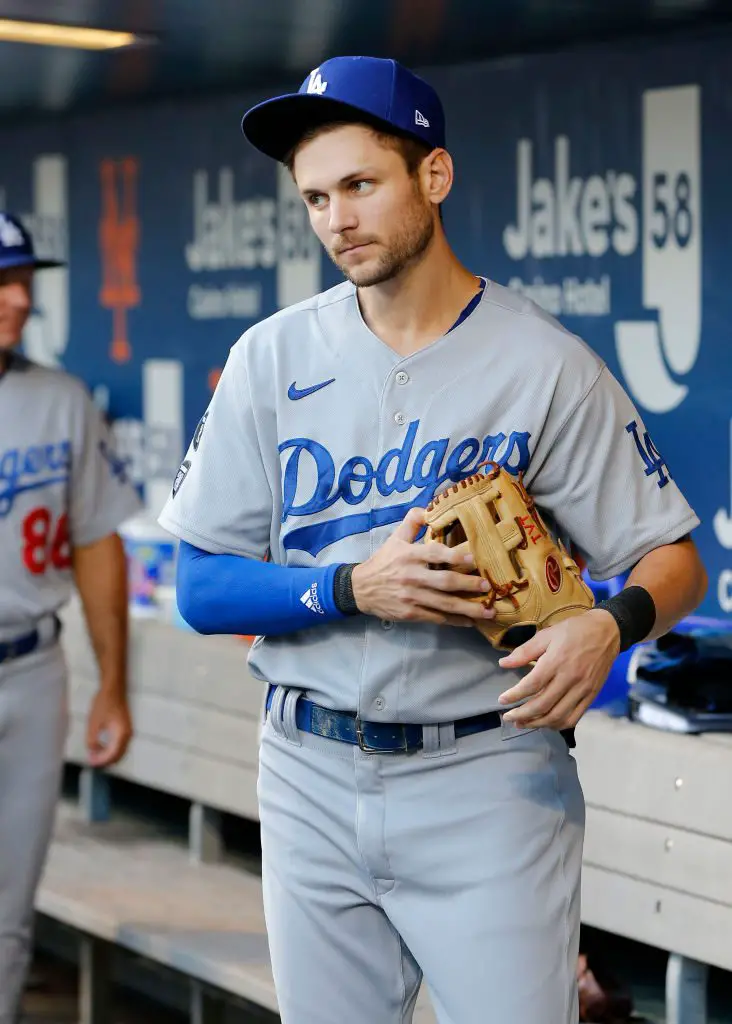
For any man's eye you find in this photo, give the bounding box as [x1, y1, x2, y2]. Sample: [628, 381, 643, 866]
[308, 194, 327, 208]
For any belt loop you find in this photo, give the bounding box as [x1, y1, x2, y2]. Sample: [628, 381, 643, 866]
[268, 685, 288, 738]
[438, 722, 457, 756]
[421, 725, 441, 759]
[281, 689, 303, 746]
[421, 723, 457, 759]
[38, 614, 58, 647]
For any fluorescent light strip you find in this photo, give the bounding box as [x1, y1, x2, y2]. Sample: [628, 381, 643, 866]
[0, 19, 140, 50]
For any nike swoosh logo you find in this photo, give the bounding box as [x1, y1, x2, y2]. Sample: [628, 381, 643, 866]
[287, 378, 336, 401]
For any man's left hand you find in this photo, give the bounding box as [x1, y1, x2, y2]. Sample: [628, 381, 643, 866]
[86, 689, 133, 767]
[497, 610, 621, 730]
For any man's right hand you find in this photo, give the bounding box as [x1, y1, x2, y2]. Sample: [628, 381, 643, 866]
[350, 506, 496, 628]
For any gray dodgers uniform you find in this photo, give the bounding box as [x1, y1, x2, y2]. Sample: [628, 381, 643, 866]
[160, 279, 699, 1024]
[0, 354, 140, 1018]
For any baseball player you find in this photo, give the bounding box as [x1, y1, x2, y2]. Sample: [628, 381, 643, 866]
[0, 212, 141, 1020]
[159, 57, 707, 1024]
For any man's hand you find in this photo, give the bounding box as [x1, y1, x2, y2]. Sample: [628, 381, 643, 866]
[496, 609, 621, 730]
[351, 507, 497, 627]
[86, 689, 133, 767]
[73, 532, 133, 765]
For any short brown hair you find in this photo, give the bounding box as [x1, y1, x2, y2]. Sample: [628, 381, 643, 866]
[283, 120, 433, 176]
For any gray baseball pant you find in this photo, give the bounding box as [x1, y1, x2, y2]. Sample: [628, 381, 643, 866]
[0, 643, 68, 1023]
[258, 686, 585, 1024]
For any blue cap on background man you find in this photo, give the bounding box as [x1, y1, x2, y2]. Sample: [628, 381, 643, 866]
[0, 212, 64, 270]
[241, 56, 446, 163]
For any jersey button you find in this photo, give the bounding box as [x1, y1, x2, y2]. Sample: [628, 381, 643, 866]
[395, 371, 409, 385]
[394, 412, 406, 425]
[374, 697, 386, 711]
[381, 619, 395, 630]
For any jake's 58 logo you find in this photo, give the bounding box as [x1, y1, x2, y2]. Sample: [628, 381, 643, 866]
[502, 84, 702, 420]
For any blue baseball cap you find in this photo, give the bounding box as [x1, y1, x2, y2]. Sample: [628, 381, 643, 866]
[241, 56, 446, 163]
[0, 212, 64, 271]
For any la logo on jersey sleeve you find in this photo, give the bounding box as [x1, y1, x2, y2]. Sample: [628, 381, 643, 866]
[626, 419, 672, 489]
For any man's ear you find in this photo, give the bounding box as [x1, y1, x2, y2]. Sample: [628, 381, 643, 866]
[421, 148, 454, 207]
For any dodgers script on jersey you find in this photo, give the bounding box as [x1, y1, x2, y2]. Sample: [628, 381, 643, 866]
[0, 355, 141, 639]
[159, 280, 700, 724]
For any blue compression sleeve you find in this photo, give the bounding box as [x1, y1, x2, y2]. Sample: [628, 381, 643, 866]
[176, 540, 347, 636]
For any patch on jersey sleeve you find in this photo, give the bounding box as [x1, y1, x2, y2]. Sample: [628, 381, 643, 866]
[193, 409, 210, 452]
[172, 459, 191, 498]
[625, 420, 672, 489]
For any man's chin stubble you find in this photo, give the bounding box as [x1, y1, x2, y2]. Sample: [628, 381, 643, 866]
[333, 251, 406, 288]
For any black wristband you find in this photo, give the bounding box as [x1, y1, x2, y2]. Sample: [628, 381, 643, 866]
[593, 585, 656, 653]
[333, 563, 361, 616]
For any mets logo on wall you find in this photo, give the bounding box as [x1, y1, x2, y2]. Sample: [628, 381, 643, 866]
[99, 157, 141, 364]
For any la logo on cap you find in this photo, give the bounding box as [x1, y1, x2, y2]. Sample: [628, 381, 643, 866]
[306, 68, 328, 95]
[0, 216, 24, 249]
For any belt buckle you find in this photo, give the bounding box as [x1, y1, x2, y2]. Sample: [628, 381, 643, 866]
[355, 717, 410, 755]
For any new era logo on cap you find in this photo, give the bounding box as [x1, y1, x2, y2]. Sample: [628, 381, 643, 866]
[415, 110, 430, 128]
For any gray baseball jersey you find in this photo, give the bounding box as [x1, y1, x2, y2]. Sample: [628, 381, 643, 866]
[159, 279, 699, 724]
[0, 353, 141, 638]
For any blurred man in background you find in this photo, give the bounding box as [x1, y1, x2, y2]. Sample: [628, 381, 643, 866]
[0, 211, 140, 1020]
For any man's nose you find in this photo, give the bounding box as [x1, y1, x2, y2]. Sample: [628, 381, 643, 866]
[328, 195, 358, 235]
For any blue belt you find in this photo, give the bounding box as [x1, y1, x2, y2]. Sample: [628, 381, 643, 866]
[0, 617, 60, 666]
[265, 685, 502, 753]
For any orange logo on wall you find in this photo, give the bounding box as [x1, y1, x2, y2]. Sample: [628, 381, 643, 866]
[99, 158, 141, 363]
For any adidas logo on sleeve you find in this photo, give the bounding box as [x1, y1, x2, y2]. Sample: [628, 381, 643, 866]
[300, 583, 324, 614]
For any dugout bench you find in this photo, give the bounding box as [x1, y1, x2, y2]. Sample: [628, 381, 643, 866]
[37, 599, 730, 1023]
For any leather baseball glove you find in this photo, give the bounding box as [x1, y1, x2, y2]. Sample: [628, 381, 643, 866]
[423, 462, 594, 650]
